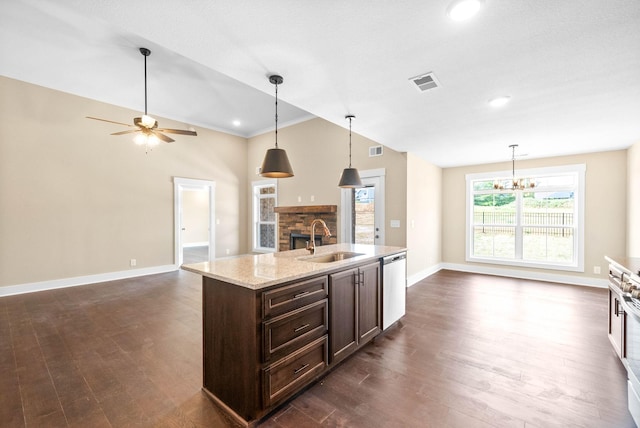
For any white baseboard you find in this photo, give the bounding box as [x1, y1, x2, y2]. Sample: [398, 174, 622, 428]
[406, 262, 608, 288]
[407, 263, 444, 287]
[441, 262, 608, 288]
[0, 265, 178, 297]
[183, 242, 209, 248]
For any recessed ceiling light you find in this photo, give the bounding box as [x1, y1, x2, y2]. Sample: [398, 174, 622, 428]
[232, 119, 241, 127]
[488, 96, 511, 108]
[447, 0, 483, 21]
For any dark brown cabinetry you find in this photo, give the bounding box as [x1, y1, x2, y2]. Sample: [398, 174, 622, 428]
[201, 261, 382, 426]
[329, 261, 381, 365]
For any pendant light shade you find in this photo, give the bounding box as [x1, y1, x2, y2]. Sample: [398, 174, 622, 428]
[338, 115, 363, 188]
[338, 167, 363, 188]
[261, 147, 294, 178]
[260, 75, 294, 178]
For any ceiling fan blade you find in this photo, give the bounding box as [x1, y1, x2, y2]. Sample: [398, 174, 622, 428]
[86, 116, 135, 127]
[156, 128, 198, 136]
[111, 129, 140, 136]
[153, 131, 174, 143]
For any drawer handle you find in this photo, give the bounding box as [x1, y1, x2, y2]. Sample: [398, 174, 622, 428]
[294, 323, 310, 333]
[293, 363, 309, 375]
[293, 291, 310, 299]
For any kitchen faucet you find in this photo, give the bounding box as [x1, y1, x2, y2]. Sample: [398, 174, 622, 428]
[306, 219, 331, 254]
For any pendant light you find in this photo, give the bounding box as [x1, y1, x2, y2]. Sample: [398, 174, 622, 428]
[338, 115, 364, 188]
[260, 75, 294, 178]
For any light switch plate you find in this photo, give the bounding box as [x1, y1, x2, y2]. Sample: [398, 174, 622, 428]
[390, 220, 401, 228]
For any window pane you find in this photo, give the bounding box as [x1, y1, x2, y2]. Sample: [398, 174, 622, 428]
[523, 227, 574, 263]
[473, 226, 515, 258]
[522, 191, 574, 226]
[534, 174, 576, 188]
[260, 197, 275, 221]
[259, 186, 275, 195]
[473, 180, 496, 191]
[355, 187, 375, 245]
[473, 193, 516, 225]
[259, 224, 275, 248]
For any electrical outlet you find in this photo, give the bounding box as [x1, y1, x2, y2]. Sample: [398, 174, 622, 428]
[226, 249, 230, 255]
[297, 196, 302, 202]
[130, 259, 137, 267]
[310, 195, 315, 202]
[593, 266, 601, 274]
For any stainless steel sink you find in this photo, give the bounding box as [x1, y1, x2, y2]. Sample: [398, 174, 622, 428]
[299, 251, 365, 263]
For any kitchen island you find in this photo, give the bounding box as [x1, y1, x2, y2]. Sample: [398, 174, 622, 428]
[182, 243, 406, 427]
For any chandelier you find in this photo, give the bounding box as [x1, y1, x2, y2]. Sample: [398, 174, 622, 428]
[493, 144, 536, 190]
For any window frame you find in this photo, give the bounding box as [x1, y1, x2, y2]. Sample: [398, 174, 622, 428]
[252, 179, 278, 253]
[465, 164, 585, 272]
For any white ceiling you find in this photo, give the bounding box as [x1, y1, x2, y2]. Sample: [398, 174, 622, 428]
[2, 0, 639, 167]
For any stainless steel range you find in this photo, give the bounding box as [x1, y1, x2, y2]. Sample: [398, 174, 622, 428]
[606, 256, 640, 426]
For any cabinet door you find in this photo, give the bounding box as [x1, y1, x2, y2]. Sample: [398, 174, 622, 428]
[329, 268, 358, 364]
[358, 262, 381, 345]
[609, 288, 624, 359]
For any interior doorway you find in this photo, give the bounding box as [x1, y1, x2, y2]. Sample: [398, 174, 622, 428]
[174, 177, 216, 266]
[340, 169, 385, 245]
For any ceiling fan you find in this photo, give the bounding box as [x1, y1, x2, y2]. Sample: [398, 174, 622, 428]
[86, 47, 197, 146]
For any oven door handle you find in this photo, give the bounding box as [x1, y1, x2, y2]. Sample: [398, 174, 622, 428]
[622, 296, 640, 321]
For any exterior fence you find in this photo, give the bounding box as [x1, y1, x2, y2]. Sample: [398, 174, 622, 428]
[474, 212, 574, 237]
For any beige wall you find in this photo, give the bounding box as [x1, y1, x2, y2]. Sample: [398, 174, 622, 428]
[0, 76, 248, 288]
[628, 143, 640, 257]
[406, 153, 442, 281]
[247, 118, 407, 247]
[441, 150, 627, 281]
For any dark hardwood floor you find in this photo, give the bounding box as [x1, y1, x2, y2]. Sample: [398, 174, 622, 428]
[0, 269, 634, 427]
[182, 245, 209, 264]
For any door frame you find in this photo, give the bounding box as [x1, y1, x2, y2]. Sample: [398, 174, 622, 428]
[173, 177, 216, 266]
[340, 168, 386, 245]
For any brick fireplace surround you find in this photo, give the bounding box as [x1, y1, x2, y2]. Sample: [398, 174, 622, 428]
[273, 205, 338, 252]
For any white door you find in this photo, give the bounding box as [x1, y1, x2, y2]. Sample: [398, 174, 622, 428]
[174, 177, 216, 266]
[340, 169, 385, 245]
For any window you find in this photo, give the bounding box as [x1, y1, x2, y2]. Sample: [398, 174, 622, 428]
[252, 180, 277, 253]
[466, 164, 585, 271]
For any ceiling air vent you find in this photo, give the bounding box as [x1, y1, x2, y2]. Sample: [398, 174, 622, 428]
[410, 72, 440, 92]
[369, 146, 383, 157]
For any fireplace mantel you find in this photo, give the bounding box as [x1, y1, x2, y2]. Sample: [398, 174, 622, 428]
[274, 205, 337, 214]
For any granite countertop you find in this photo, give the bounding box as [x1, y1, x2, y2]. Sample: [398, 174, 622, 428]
[606, 256, 640, 282]
[181, 243, 406, 290]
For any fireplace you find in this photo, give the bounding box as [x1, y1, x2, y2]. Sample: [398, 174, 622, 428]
[274, 205, 338, 252]
[290, 233, 323, 250]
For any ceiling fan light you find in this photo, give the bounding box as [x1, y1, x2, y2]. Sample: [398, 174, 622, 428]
[140, 114, 156, 128]
[134, 134, 147, 145]
[338, 167, 363, 188]
[261, 148, 294, 178]
[447, 0, 483, 21]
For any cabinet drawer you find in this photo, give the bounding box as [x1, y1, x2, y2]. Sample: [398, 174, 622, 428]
[263, 276, 328, 318]
[263, 335, 328, 407]
[263, 299, 328, 362]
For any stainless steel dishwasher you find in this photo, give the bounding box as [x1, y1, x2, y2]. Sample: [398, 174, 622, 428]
[382, 252, 407, 330]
